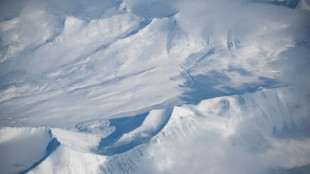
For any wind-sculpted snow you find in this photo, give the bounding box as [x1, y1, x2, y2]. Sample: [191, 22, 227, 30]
[0, 0, 310, 173]
[97, 108, 172, 156]
[1, 0, 310, 129]
[95, 87, 310, 174]
[2, 87, 306, 174]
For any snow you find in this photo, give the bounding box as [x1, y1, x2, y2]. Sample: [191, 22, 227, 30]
[21, 87, 309, 174]
[297, 0, 310, 10]
[0, 0, 310, 173]
[108, 108, 172, 151]
[28, 146, 107, 174]
[0, 127, 52, 174]
[51, 128, 101, 153]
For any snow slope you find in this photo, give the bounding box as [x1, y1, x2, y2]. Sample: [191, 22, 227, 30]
[2, 0, 309, 128]
[0, 127, 56, 174]
[2, 87, 307, 174]
[0, 0, 310, 173]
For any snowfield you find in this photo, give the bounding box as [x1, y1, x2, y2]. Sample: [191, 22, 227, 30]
[0, 0, 310, 173]
[1, 87, 310, 174]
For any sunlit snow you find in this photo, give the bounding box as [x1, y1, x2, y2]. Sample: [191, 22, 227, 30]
[0, 0, 310, 173]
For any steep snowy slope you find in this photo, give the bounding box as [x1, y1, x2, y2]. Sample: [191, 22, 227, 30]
[0, 127, 57, 174]
[0, 0, 310, 173]
[19, 87, 310, 174]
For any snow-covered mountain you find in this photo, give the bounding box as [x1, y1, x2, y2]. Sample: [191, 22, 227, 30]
[1, 87, 310, 174]
[0, 0, 310, 173]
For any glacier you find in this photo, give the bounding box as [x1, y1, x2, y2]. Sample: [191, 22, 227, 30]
[0, 0, 310, 173]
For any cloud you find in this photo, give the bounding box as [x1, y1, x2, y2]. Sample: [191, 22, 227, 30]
[149, 130, 310, 174]
[0, 0, 310, 173]
[144, 88, 310, 174]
